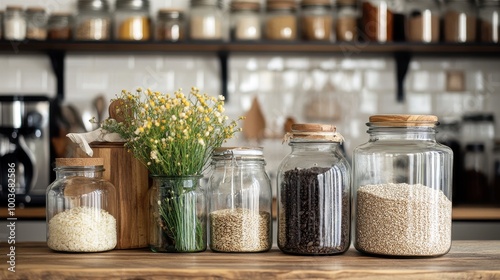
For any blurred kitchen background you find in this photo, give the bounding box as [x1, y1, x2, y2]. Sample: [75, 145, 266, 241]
[0, 0, 499, 241]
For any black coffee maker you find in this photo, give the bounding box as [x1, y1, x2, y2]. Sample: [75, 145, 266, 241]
[0, 96, 51, 207]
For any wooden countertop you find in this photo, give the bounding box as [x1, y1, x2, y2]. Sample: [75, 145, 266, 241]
[3, 241, 499, 279]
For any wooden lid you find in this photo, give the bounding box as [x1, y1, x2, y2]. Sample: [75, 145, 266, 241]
[291, 123, 336, 132]
[267, 0, 296, 10]
[369, 115, 438, 127]
[56, 158, 104, 167]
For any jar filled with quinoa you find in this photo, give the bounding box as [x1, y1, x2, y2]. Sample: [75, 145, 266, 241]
[353, 115, 453, 257]
[46, 158, 117, 253]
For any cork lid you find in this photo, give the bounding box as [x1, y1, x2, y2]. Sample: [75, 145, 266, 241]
[267, 0, 296, 10]
[284, 123, 344, 143]
[56, 158, 104, 167]
[368, 114, 438, 127]
[231, 1, 260, 11]
[292, 123, 336, 132]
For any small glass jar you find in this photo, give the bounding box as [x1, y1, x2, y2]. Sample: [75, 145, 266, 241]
[4, 6, 26, 41]
[479, 0, 499, 43]
[47, 13, 72, 40]
[463, 143, 490, 204]
[114, 0, 151, 41]
[353, 115, 453, 257]
[405, 0, 440, 43]
[265, 0, 298, 40]
[208, 147, 272, 253]
[444, 0, 477, 42]
[231, 1, 262, 41]
[155, 9, 185, 41]
[300, 0, 333, 41]
[190, 0, 225, 40]
[361, 0, 395, 42]
[75, 0, 111, 41]
[26, 7, 47, 40]
[336, 4, 358, 42]
[46, 158, 117, 253]
[277, 124, 350, 255]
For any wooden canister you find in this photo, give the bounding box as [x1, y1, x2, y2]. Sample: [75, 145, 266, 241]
[74, 142, 149, 249]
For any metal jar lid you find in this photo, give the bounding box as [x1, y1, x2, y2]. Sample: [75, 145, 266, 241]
[212, 147, 264, 160]
[115, 0, 150, 11]
[191, 0, 224, 8]
[157, 8, 184, 20]
[77, 0, 110, 11]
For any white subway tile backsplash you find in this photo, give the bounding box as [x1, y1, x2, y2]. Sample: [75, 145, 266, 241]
[364, 71, 395, 91]
[406, 93, 432, 114]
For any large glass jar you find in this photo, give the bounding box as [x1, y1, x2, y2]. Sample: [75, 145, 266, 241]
[189, 0, 225, 40]
[208, 147, 272, 253]
[75, 0, 111, 41]
[46, 158, 117, 253]
[361, 0, 395, 42]
[300, 0, 334, 41]
[336, 4, 358, 42]
[265, 0, 298, 40]
[353, 115, 453, 257]
[479, 0, 499, 43]
[405, 0, 440, 43]
[155, 9, 185, 41]
[114, 0, 151, 41]
[277, 124, 350, 255]
[4, 6, 26, 41]
[26, 7, 47, 40]
[230, 1, 262, 41]
[48, 13, 72, 40]
[444, 0, 477, 42]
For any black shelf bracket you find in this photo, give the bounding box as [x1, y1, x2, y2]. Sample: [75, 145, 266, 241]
[218, 50, 229, 100]
[395, 51, 412, 103]
[47, 50, 66, 102]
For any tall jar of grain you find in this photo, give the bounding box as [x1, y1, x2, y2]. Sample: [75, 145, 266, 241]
[46, 158, 117, 253]
[189, 0, 226, 41]
[300, 0, 334, 41]
[264, 0, 298, 40]
[207, 147, 272, 253]
[353, 115, 453, 257]
[277, 124, 351, 255]
[74, 0, 111, 41]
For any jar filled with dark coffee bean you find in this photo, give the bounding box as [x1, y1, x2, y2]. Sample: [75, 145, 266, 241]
[300, 0, 333, 41]
[47, 13, 72, 40]
[479, 0, 499, 43]
[277, 123, 350, 255]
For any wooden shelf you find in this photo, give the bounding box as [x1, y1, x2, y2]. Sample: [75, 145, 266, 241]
[452, 206, 500, 221]
[1, 40, 500, 55]
[0, 207, 45, 219]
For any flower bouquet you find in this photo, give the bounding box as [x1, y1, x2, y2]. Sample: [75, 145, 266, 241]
[102, 87, 240, 252]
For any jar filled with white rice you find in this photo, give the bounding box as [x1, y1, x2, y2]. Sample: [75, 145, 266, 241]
[46, 158, 117, 252]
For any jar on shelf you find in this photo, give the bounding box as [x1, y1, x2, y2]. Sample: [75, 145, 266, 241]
[230, 1, 262, 41]
[300, 0, 334, 41]
[405, 0, 440, 43]
[479, 0, 499, 43]
[208, 147, 272, 253]
[189, 0, 226, 40]
[155, 8, 185, 41]
[264, 0, 298, 40]
[4, 6, 26, 41]
[463, 143, 490, 204]
[26, 7, 47, 40]
[361, 0, 395, 42]
[444, 0, 477, 43]
[277, 124, 350, 255]
[353, 115, 453, 257]
[114, 0, 151, 41]
[46, 158, 117, 253]
[336, 3, 358, 42]
[75, 0, 111, 41]
[47, 13, 72, 40]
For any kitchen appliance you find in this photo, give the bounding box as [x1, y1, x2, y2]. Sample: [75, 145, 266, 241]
[0, 96, 51, 207]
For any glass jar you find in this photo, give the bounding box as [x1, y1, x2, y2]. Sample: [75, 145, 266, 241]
[46, 158, 117, 253]
[155, 9, 185, 41]
[463, 143, 489, 204]
[208, 147, 272, 253]
[353, 115, 453, 257]
[26, 7, 47, 40]
[4, 6, 26, 41]
[444, 0, 477, 42]
[47, 13, 72, 40]
[301, 0, 334, 41]
[190, 0, 225, 40]
[277, 124, 350, 255]
[75, 0, 111, 41]
[265, 0, 298, 40]
[231, 1, 262, 41]
[405, 0, 440, 43]
[149, 176, 206, 253]
[479, 0, 499, 43]
[114, 0, 151, 41]
[336, 4, 358, 42]
[361, 0, 395, 42]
